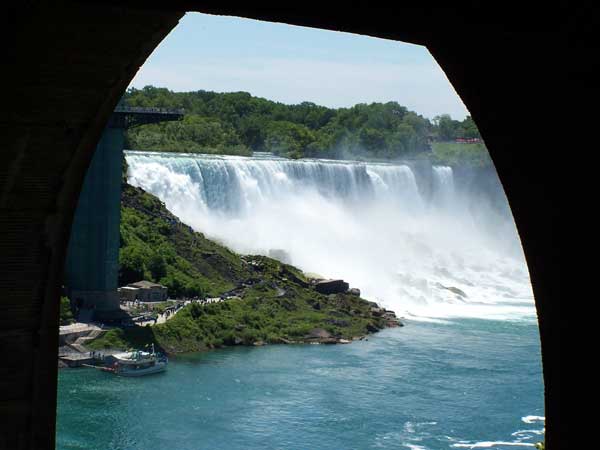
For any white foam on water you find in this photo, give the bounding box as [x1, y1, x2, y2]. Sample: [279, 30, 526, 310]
[126, 151, 535, 322]
[449, 414, 545, 450]
[512, 430, 545, 437]
[403, 444, 427, 450]
[452, 442, 536, 448]
[521, 416, 545, 424]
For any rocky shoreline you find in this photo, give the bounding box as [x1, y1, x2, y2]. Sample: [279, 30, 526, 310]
[60, 184, 405, 365]
[60, 278, 404, 367]
[60, 310, 403, 368]
[59, 302, 402, 368]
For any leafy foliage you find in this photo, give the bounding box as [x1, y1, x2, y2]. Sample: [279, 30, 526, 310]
[433, 114, 481, 140]
[118, 183, 251, 298]
[59, 296, 75, 325]
[123, 86, 484, 163]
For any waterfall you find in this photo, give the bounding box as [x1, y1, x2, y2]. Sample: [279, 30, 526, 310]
[431, 165, 455, 208]
[125, 150, 535, 322]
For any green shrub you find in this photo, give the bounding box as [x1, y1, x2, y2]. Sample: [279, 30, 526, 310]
[59, 296, 75, 325]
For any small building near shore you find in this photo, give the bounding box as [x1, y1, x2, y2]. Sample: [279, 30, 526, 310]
[118, 286, 140, 302]
[120, 280, 168, 302]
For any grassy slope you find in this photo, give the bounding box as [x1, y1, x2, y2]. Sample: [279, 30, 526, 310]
[90, 186, 395, 354]
[120, 183, 251, 296]
[431, 141, 492, 167]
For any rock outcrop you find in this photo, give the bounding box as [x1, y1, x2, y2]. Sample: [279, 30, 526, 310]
[303, 328, 342, 344]
[315, 279, 350, 295]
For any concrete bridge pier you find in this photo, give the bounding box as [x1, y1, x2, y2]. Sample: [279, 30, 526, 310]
[65, 107, 183, 322]
[65, 126, 124, 321]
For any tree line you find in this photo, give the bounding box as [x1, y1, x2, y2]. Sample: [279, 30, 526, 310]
[123, 86, 483, 161]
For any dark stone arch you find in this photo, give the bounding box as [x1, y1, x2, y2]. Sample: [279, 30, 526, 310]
[1, 3, 562, 449]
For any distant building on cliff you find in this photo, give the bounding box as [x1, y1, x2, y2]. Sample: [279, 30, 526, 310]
[118, 280, 168, 302]
[455, 137, 482, 144]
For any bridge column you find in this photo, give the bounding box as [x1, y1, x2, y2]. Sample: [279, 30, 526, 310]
[64, 107, 183, 322]
[65, 127, 124, 321]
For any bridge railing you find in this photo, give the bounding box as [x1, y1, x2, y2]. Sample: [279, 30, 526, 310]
[114, 106, 185, 115]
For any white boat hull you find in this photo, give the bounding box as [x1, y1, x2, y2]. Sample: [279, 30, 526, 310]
[117, 361, 167, 377]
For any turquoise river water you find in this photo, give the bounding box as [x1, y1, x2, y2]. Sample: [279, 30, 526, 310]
[58, 153, 544, 448]
[56, 318, 544, 450]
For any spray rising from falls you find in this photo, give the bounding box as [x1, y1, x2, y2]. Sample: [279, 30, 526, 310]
[125, 151, 535, 322]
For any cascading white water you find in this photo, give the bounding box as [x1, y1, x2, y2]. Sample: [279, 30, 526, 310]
[125, 150, 535, 322]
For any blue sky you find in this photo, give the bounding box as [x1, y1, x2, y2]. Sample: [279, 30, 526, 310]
[130, 12, 469, 120]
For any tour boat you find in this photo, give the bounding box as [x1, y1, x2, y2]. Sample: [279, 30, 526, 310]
[110, 344, 168, 377]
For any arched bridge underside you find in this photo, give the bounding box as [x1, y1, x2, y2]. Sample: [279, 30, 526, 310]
[1, 3, 562, 449]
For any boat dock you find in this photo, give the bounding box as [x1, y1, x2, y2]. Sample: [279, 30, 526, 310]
[58, 353, 95, 368]
[58, 349, 115, 368]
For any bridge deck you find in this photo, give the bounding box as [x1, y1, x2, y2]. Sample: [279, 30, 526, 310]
[111, 106, 184, 128]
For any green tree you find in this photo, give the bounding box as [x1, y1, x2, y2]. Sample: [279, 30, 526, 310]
[435, 114, 458, 141]
[148, 253, 167, 280]
[458, 116, 481, 138]
[119, 245, 146, 285]
[123, 85, 482, 160]
[359, 128, 386, 152]
[59, 296, 75, 325]
[264, 121, 316, 157]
